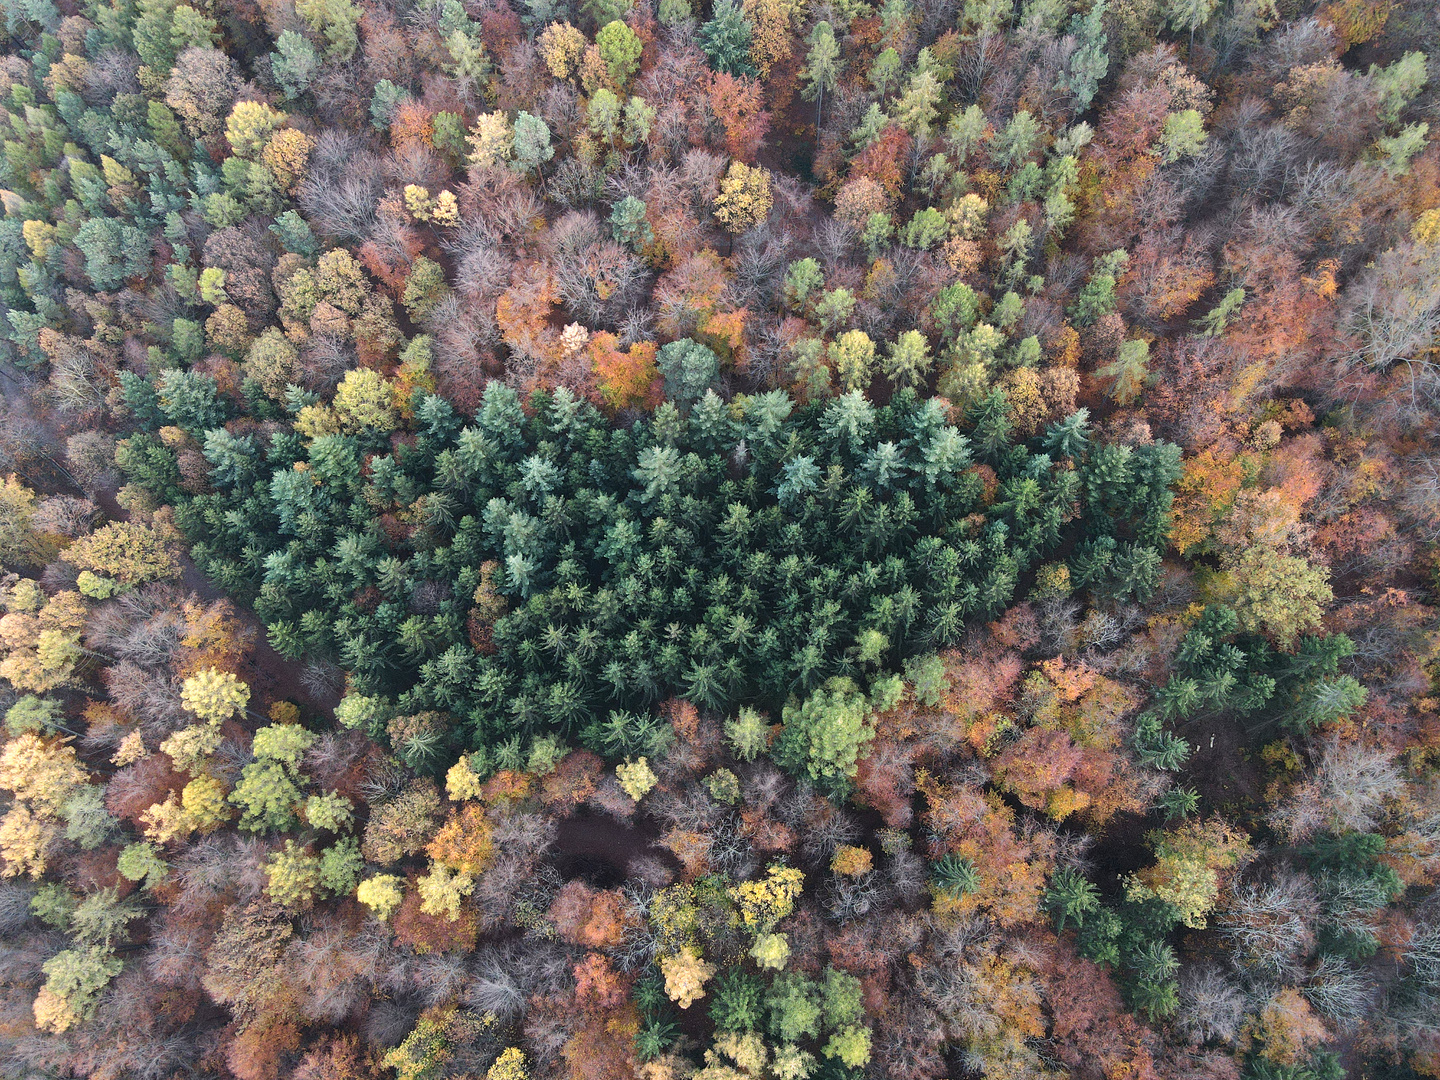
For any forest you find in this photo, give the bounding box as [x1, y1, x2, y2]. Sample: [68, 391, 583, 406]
[0, 0, 1438, 1073]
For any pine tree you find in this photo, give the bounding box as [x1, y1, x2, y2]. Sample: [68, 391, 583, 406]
[699, 0, 757, 76]
[1044, 867, 1100, 930]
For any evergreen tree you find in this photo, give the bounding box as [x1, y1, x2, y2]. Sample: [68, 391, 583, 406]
[699, 0, 757, 76]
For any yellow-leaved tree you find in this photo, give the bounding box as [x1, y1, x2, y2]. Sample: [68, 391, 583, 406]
[225, 100, 287, 158]
[713, 161, 773, 235]
[0, 475, 56, 566]
[468, 112, 514, 168]
[1126, 818, 1251, 929]
[660, 945, 715, 1008]
[537, 21, 585, 80]
[357, 874, 405, 920]
[180, 667, 251, 722]
[61, 520, 179, 586]
[487, 1047, 528, 1080]
[260, 127, 315, 192]
[730, 864, 804, 930]
[0, 580, 88, 692]
[0, 732, 88, 877]
[332, 368, 398, 433]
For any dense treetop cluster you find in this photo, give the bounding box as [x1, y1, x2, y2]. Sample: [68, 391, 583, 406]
[146, 379, 1180, 763]
[1, 0, 1439, 1075]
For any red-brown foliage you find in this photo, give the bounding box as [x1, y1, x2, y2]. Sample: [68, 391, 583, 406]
[850, 124, 912, 198]
[708, 73, 771, 162]
[391, 882, 479, 953]
[548, 881, 632, 948]
[541, 749, 606, 808]
[573, 952, 630, 1012]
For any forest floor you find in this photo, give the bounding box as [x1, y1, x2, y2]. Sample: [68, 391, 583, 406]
[1177, 710, 1267, 821]
[553, 808, 678, 886]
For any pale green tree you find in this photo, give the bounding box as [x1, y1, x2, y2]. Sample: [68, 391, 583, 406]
[814, 287, 856, 330]
[829, 330, 876, 392]
[512, 112, 554, 174]
[587, 88, 622, 140]
[1096, 338, 1150, 404]
[117, 841, 168, 889]
[725, 707, 772, 760]
[773, 678, 875, 781]
[1370, 51, 1428, 126]
[1195, 287, 1245, 336]
[992, 109, 1039, 169]
[801, 22, 842, 127]
[1156, 109, 1207, 163]
[596, 20, 642, 84]
[893, 70, 941, 136]
[1164, 0, 1218, 46]
[784, 258, 824, 310]
[1377, 123, 1429, 179]
[883, 330, 932, 389]
[34, 947, 121, 1033]
[869, 47, 901, 94]
[945, 104, 989, 163]
[296, 0, 362, 60]
[1059, 0, 1108, 108]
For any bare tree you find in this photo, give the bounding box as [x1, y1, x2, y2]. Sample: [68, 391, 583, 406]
[1219, 869, 1320, 980]
[1397, 453, 1440, 542]
[301, 135, 386, 242]
[298, 334, 356, 396]
[679, 148, 726, 218]
[64, 430, 118, 493]
[303, 729, 373, 792]
[43, 342, 108, 420]
[289, 920, 387, 1024]
[887, 848, 928, 905]
[413, 952, 469, 1009]
[81, 46, 140, 103]
[363, 999, 421, 1048]
[451, 244, 512, 302]
[1315, 738, 1402, 834]
[0, 881, 36, 934]
[1406, 924, 1440, 988]
[386, 142, 450, 192]
[32, 496, 99, 540]
[821, 871, 885, 923]
[465, 954, 527, 1020]
[549, 158, 603, 211]
[548, 214, 648, 326]
[798, 796, 861, 864]
[86, 584, 186, 661]
[813, 217, 857, 272]
[1304, 954, 1374, 1027]
[1336, 239, 1440, 417]
[1271, 738, 1402, 843]
[102, 660, 187, 739]
[300, 657, 345, 701]
[1177, 963, 1246, 1045]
